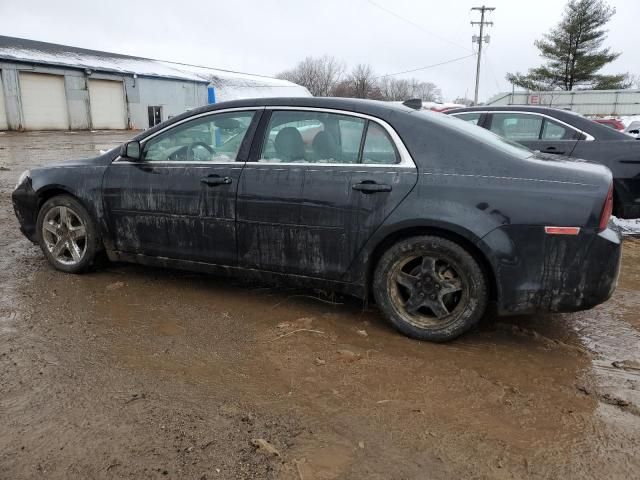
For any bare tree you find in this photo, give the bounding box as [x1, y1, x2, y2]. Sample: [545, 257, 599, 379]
[278, 56, 443, 102]
[377, 77, 442, 102]
[409, 80, 442, 102]
[276, 56, 345, 97]
[334, 64, 383, 99]
[378, 77, 412, 101]
[628, 74, 640, 89]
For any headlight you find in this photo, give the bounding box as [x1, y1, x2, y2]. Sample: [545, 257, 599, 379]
[15, 170, 30, 190]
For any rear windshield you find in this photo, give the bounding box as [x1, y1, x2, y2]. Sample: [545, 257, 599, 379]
[414, 110, 534, 160]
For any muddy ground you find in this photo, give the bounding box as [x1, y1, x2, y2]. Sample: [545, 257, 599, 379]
[1, 131, 639, 479]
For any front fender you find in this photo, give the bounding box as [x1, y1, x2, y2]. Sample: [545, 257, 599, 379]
[29, 165, 109, 245]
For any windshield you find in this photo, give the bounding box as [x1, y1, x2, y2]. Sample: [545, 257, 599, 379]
[415, 110, 534, 160]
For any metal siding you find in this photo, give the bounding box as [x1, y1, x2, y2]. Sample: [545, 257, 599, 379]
[19, 72, 69, 130]
[88, 79, 127, 129]
[64, 74, 91, 130]
[0, 72, 7, 130]
[487, 89, 640, 116]
[124, 77, 207, 129]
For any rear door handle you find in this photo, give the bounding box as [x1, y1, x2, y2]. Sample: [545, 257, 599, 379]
[544, 146, 565, 155]
[200, 175, 232, 186]
[352, 181, 392, 193]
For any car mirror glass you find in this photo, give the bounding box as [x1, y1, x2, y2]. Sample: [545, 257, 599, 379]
[123, 141, 141, 160]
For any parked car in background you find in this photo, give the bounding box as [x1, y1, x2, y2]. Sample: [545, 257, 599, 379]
[13, 98, 621, 342]
[445, 105, 640, 218]
[593, 118, 625, 131]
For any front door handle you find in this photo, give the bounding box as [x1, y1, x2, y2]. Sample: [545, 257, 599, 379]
[352, 181, 392, 193]
[544, 146, 565, 155]
[201, 175, 232, 186]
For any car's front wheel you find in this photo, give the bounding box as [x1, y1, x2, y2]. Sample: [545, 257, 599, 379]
[36, 195, 100, 273]
[373, 235, 488, 342]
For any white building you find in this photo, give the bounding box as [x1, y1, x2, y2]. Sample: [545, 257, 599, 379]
[486, 89, 640, 117]
[0, 36, 310, 131]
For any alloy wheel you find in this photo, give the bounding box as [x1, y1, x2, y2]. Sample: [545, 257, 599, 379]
[41, 205, 88, 266]
[388, 254, 467, 328]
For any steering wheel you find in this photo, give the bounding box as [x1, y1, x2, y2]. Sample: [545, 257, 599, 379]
[187, 142, 215, 161]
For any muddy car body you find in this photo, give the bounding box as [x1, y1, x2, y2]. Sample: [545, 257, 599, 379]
[12, 98, 621, 341]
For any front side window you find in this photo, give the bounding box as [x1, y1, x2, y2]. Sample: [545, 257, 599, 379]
[489, 113, 543, 141]
[452, 112, 482, 125]
[142, 111, 255, 162]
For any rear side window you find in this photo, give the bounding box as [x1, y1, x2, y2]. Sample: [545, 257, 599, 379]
[452, 112, 482, 125]
[489, 113, 543, 141]
[259, 110, 399, 165]
[260, 111, 365, 164]
[362, 122, 399, 164]
[542, 119, 580, 140]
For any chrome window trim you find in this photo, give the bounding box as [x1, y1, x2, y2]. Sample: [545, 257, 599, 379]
[113, 107, 265, 165]
[260, 106, 416, 169]
[112, 159, 240, 166]
[450, 110, 595, 141]
[113, 105, 417, 168]
[247, 162, 409, 168]
[140, 106, 265, 145]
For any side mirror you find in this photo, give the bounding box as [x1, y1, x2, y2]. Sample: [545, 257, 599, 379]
[214, 118, 241, 130]
[121, 141, 141, 160]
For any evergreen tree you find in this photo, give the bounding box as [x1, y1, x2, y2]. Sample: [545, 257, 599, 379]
[506, 0, 629, 90]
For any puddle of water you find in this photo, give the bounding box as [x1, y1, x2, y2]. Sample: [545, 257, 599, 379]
[566, 240, 640, 416]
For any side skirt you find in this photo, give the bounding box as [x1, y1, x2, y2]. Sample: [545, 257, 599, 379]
[106, 250, 365, 298]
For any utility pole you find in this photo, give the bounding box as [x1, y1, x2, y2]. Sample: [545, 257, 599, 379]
[471, 5, 495, 105]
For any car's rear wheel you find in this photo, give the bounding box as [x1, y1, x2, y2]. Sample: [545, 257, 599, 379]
[36, 195, 100, 273]
[373, 235, 488, 342]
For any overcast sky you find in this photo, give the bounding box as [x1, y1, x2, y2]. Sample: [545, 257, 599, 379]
[2, 0, 638, 101]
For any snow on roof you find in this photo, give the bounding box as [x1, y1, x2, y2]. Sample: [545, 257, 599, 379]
[0, 36, 311, 99]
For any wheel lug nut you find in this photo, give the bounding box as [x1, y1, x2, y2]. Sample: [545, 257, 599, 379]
[430, 294, 436, 300]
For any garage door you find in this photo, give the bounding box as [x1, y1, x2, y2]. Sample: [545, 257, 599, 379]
[0, 74, 7, 130]
[88, 79, 127, 129]
[19, 72, 69, 130]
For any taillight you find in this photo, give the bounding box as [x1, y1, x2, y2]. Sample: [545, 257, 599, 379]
[599, 183, 614, 231]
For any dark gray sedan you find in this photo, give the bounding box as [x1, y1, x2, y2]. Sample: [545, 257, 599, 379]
[445, 105, 640, 218]
[12, 98, 621, 342]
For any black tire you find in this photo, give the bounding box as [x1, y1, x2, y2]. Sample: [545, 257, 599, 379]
[373, 235, 488, 342]
[36, 195, 101, 274]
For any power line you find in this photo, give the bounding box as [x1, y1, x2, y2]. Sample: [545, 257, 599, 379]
[483, 48, 502, 93]
[156, 58, 281, 81]
[376, 54, 477, 79]
[366, 0, 471, 53]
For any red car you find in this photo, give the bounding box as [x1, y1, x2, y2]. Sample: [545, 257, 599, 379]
[594, 118, 625, 130]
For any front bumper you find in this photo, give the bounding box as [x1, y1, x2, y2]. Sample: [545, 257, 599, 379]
[483, 224, 622, 315]
[12, 179, 39, 243]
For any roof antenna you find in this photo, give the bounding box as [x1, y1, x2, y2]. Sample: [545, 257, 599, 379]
[402, 98, 422, 110]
